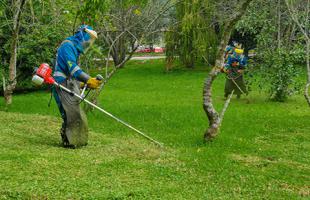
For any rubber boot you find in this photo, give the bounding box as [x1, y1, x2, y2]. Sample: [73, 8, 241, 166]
[60, 123, 75, 148]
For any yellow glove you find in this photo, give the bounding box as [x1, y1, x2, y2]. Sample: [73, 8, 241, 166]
[80, 82, 86, 88]
[87, 77, 102, 89]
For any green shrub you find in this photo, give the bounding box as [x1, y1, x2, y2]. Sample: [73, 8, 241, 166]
[257, 50, 302, 102]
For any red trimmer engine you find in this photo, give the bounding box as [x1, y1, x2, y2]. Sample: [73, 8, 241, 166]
[32, 63, 55, 85]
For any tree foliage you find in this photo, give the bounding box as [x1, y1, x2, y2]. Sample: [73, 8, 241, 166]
[235, 0, 306, 101]
[165, 0, 217, 68]
[0, 0, 80, 96]
[80, 0, 169, 68]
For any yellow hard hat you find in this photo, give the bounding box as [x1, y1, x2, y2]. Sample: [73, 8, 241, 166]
[235, 48, 244, 54]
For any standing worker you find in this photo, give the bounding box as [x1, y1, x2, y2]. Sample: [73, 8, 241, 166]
[53, 25, 102, 148]
[222, 45, 248, 99]
[224, 41, 243, 61]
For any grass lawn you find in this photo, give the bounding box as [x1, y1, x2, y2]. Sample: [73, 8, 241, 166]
[0, 60, 309, 199]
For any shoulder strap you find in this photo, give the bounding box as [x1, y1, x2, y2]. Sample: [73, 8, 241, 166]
[61, 40, 74, 46]
[55, 40, 75, 72]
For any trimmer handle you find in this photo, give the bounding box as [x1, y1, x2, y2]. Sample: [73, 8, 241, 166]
[33, 67, 39, 75]
[96, 74, 104, 81]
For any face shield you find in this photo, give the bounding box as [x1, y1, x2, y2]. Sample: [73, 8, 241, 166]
[82, 28, 98, 53]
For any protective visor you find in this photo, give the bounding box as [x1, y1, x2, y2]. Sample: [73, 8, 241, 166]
[83, 28, 98, 52]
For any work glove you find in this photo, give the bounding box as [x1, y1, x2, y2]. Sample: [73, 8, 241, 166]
[86, 77, 102, 89]
[80, 82, 86, 89]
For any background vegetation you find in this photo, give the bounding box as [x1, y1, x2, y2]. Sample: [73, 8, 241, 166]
[0, 0, 309, 199]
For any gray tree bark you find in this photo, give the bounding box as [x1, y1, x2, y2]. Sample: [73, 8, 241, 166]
[305, 40, 310, 106]
[3, 0, 26, 105]
[285, 0, 310, 106]
[203, 0, 253, 141]
[277, 0, 282, 50]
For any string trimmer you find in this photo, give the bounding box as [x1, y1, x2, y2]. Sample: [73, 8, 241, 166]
[32, 63, 163, 147]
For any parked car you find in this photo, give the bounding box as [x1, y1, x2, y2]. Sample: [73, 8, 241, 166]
[135, 45, 165, 53]
[154, 47, 165, 53]
[136, 46, 151, 53]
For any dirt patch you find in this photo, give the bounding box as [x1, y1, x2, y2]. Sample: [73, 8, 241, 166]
[280, 183, 310, 197]
[230, 153, 269, 166]
[231, 153, 310, 171]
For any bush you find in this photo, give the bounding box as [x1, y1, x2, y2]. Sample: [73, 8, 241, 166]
[256, 50, 303, 102]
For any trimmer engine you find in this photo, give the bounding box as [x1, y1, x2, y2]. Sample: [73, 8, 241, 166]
[32, 63, 55, 85]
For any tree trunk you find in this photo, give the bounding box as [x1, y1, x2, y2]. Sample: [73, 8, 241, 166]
[305, 39, 310, 106]
[4, 0, 26, 105]
[203, 0, 253, 142]
[304, 0, 310, 106]
[111, 35, 127, 68]
[28, 0, 35, 23]
[277, 0, 282, 50]
[286, 0, 310, 106]
[203, 29, 233, 141]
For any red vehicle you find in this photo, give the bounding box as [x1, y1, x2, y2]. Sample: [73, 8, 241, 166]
[154, 47, 165, 53]
[136, 46, 165, 53]
[136, 46, 151, 53]
[143, 48, 151, 53]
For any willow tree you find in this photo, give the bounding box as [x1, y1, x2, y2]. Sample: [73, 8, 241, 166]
[165, 0, 217, 68]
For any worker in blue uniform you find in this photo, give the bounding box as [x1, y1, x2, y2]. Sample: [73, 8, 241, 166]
[222, 47, 248, 99]
[53, 25, 101, 148]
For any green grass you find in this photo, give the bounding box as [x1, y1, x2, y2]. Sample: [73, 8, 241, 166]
[0, 60, 309, 199]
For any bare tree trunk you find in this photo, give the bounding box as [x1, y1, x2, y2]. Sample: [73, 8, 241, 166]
[286, 0, 310, 106]
[111, 38, 127, 68]
[2, 75, 6, 93]
[3, 0, 26, 105]
[304, 0, 310, 106]
[203, 29, 234, 140]
[203, 0, 253, 141]
[277, 0, 282, 50]
[50, 0, 57, 17]
[305, 39, 310, 106]
[28, 0, 35, 23]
